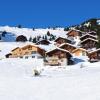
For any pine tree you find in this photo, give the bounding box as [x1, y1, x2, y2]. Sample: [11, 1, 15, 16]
[47, 31, 51, 36]
[52, 35, 56, 40]
[37, 36, 41, 41]
[44, 35, 47, 40]
[64, 27, 69, 31]
[32, 37, 37, 43]
[42, 36, 45, 39]
[29, 37, 32, 42]
[32, 27, 35, 31]
[17, 25, 22, 28]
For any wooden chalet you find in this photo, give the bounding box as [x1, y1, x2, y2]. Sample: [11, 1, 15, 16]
[67, 30, 83, 37]
[80, 34, 97, 41]
[80, 38, 98, 49]
[72, 48, 87, 56]
[54, 37, 72, 46]
[21, 44, 45, 57]
[6, 44, 46, 58]
[88, 49, 100, 62]
[46, 48, 73, 66]
[59, 43, 76, 53]
[36, 39, 51, 45]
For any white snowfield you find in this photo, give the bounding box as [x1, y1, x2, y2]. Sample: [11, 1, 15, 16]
[0, 58, 100, 100]
[0, 26, 66, 39]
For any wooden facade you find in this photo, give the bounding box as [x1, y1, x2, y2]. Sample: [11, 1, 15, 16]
[59, 43, 76, 53]
[54, 37, 72, 46]
[6, 45, 45, 58]
[46, 48, 73, 66]
[72, 48, 87, 56]
[80, 34, 97, 41]
[81, 38, 98, 49]
[21, 45, 45, 56]
[11, 47, 22, 58]
[88, 49, 100, 62]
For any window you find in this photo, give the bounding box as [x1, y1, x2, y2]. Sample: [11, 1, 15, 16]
[28, 47, 32, 50]
[82, 51, 86, 56]
[20, 56, 23, 59]
[31, 51, 36, 54]
[25, 56, 28, 59]
[32, 56, 35, 58]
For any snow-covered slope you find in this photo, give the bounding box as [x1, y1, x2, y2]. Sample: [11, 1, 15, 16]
[0, 26, 67, 40]
[0, 58, 100, 100]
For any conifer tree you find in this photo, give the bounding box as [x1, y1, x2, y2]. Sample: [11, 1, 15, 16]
[32, 37, 37, 43]
[47, 31, 51, 36]
[29, 37, 32, 42]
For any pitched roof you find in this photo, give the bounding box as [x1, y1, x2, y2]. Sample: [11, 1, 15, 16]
[21, 44, 46, 51]
[87, 31, 96, 34]
[11, 47, 20, 52]
[46, 47, 72, 56]
[80, 33, 97, 39]
[21, 44, 37, 49]
[37, 39, 51, 44]
[54, 36, 71, 42]
[59, 43, 76, 48]
[80, 38, 98, 44]
[67, 29, 85, 35]
[88, 48, 100, 54]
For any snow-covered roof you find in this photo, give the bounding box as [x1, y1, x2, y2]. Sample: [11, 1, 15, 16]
[88, 48, 100, 54]
[80, 33, 97, 39]
[38, 44, 56, 52]
[66, 29, 85, 35]
[54, 36, 71, 42]
[21, 44, 38, 49]
[36, 39, 51, 44]
[80, 38, 98, 44]
[17, 43, 44, 50]
[59, 43, 76, 48]
[46, 47, 72, 55]
[12, 47, 20, 51]
[87, 31, 96, 34]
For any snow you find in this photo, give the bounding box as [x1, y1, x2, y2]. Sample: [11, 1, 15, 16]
[84, 22, 91, 27]
[0, 26, 100, 100]
[0, 42, 36, 58]
[80, 38, 98, 43]
[0, 42, 49, 58]
[0, 58, 100, 100]
[80, 33, 97, 39]
[38, 44, 56, 52]
[0, 26, 66, 40]
[97, 20, 100, 25]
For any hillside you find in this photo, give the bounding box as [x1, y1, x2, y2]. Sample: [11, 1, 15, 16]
[0, 18, 100, 100]
[0, 18, 100, 59]
[0, 26, 66, 42]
